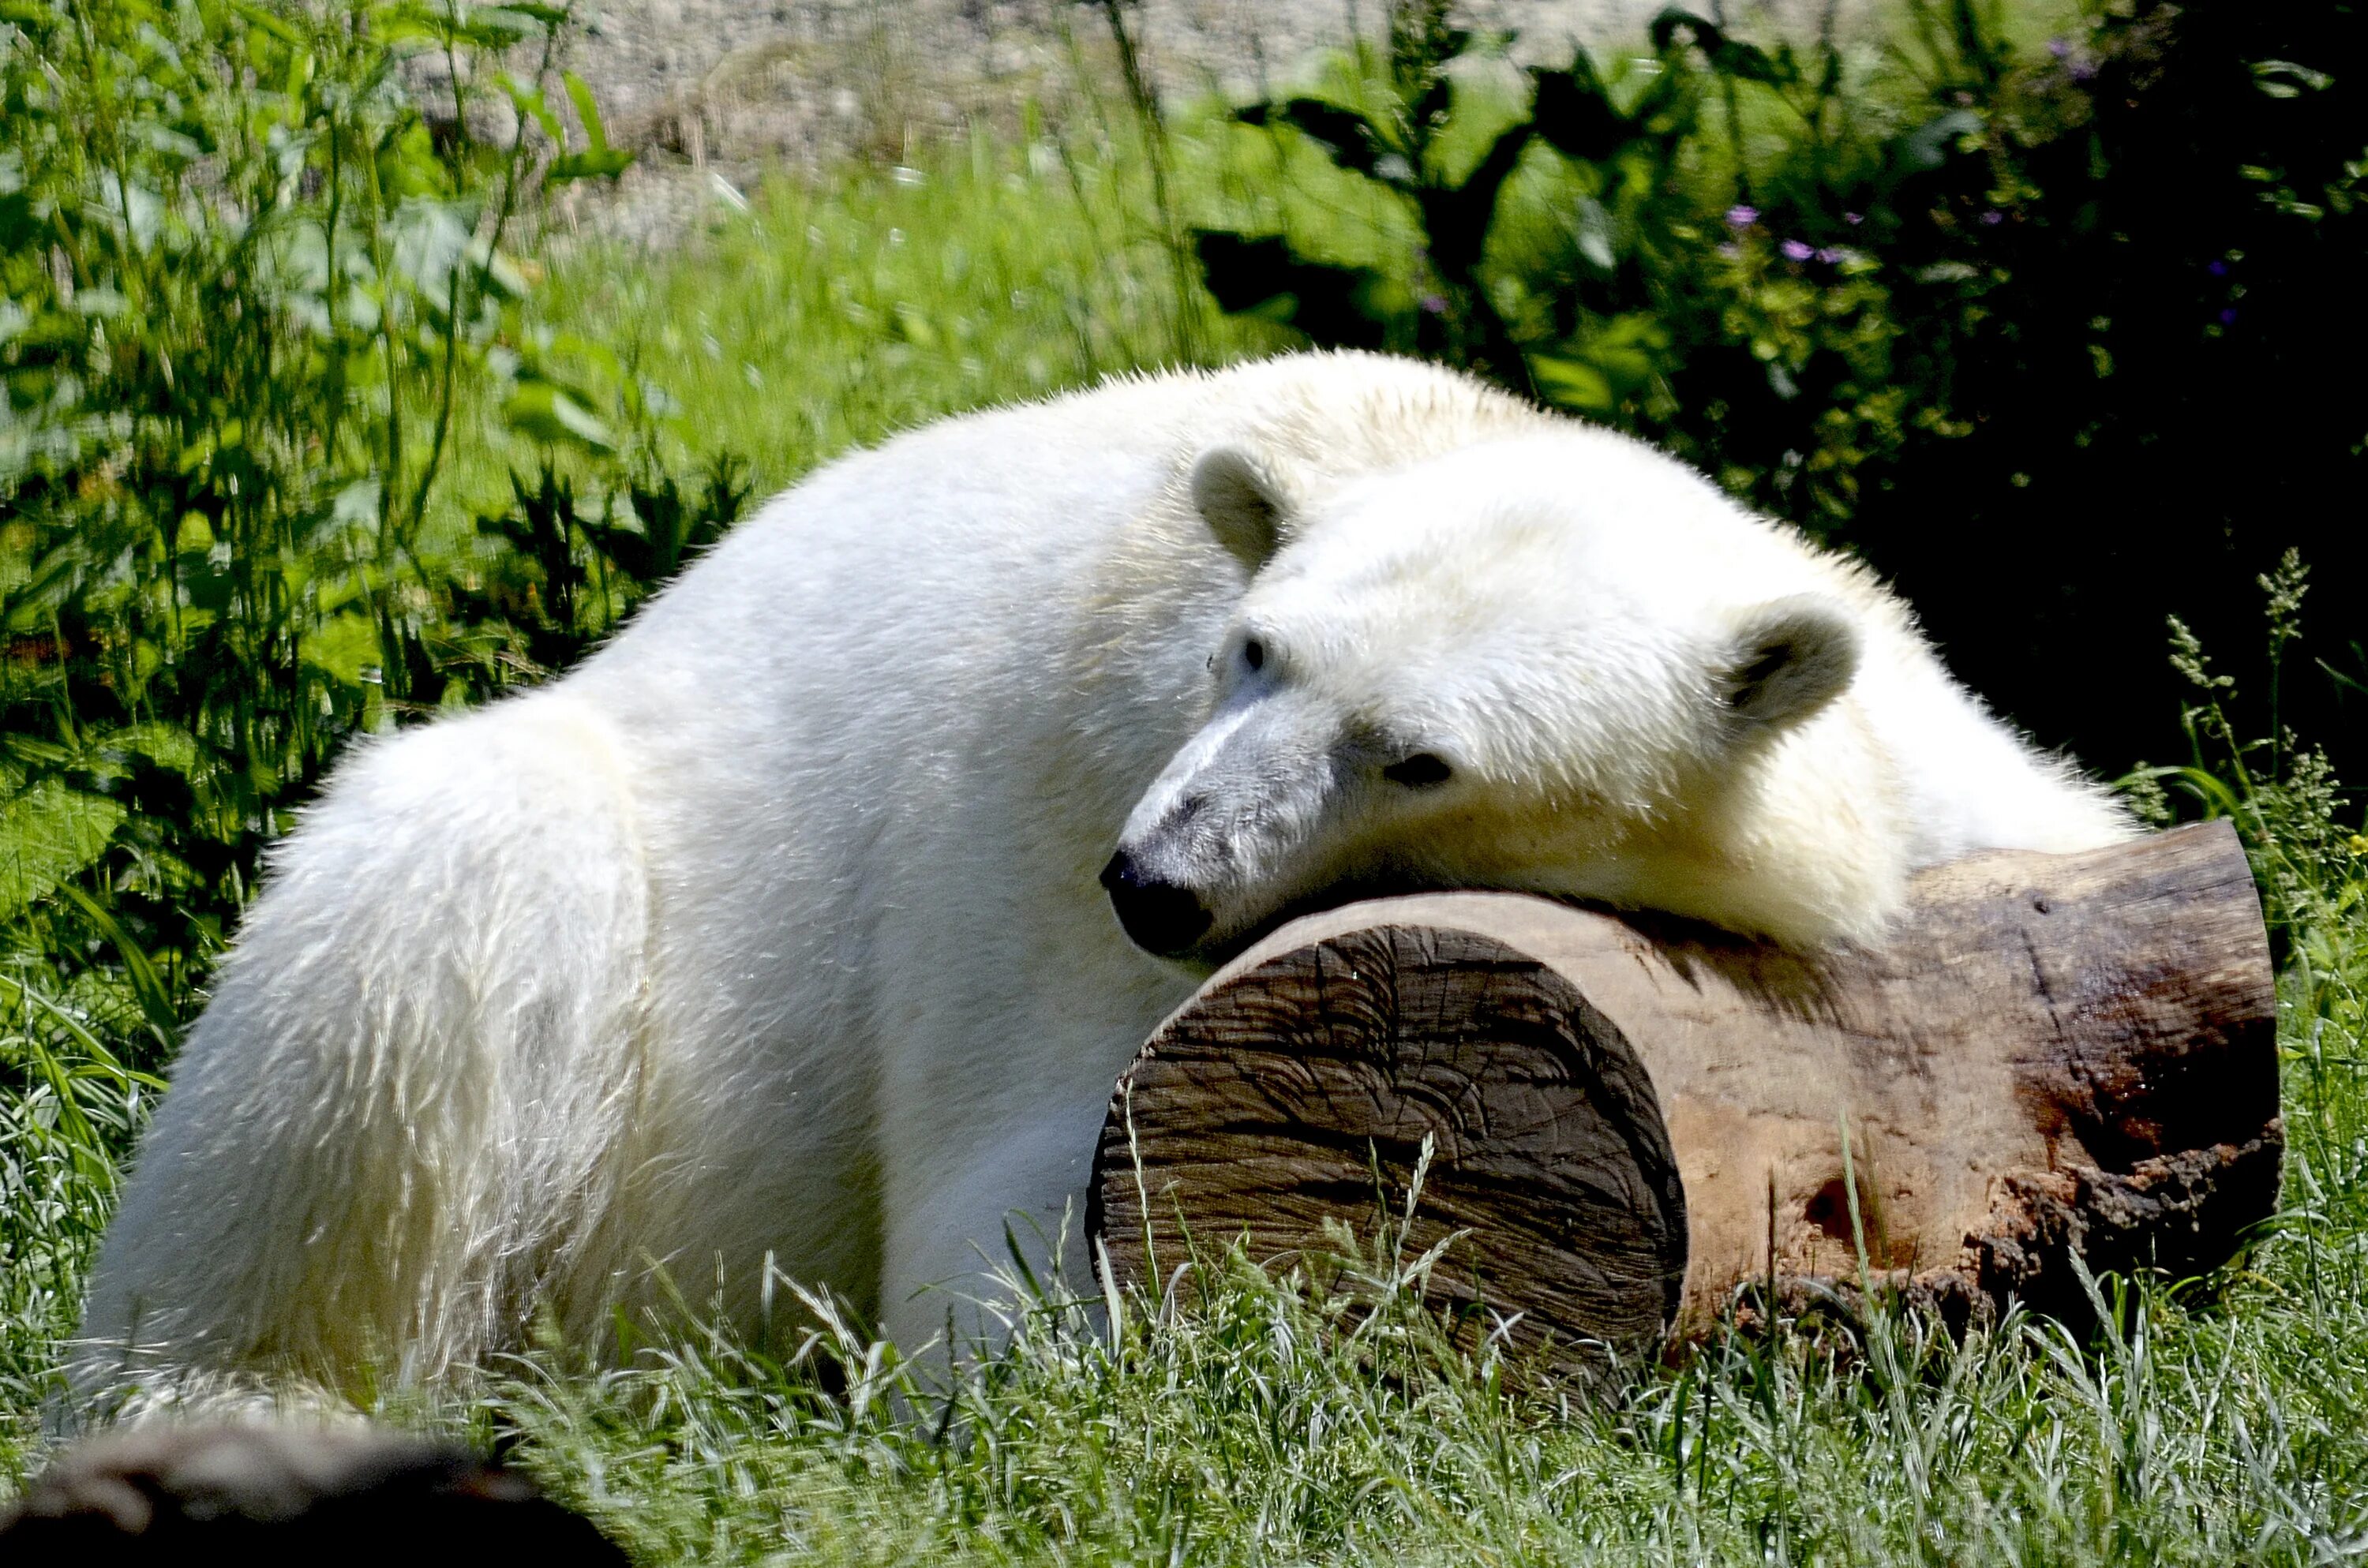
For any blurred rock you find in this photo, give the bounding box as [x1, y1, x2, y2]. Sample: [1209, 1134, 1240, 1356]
[0, 1424, 628, 1563]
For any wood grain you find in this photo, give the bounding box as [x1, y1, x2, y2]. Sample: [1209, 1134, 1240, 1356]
[1091, 822, 2280, 1369]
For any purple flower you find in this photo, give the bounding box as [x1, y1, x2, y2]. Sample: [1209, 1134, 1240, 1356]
[1980, 209, 2005, 226]
[1725, 204, 1759, 230]
[2220, 307, 2239, 325]
[1815, 246, 1848, 264]
[2048, 36, 2071, 58]
[2071, 62, 2096, 82]
[1844, 211, 1864, 226]
[1419, 294, 1448, 315]
[1717, 241, 1743, 259]
[2208, 260, 2229, 276]
[1780, 238, 1814, 261]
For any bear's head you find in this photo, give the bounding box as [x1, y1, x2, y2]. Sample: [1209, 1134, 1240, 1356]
[1101, 431, 1875, 961]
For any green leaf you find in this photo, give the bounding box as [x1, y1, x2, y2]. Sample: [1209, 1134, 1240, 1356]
[1894, 109, 1985, 175]
[367, 9, 444, 45]
[537, 331, 625, 384]
[1239, 98, 1396, 185]
[504, 382, 616, 453]
[457, 9, 537, 46]
[1526, 352, 1617, 412]
[1528, 59, 1632, 163]
[891, 303, 939, 348]
[230, 0, 302, 43]
[54, 885, 180, 1042]
[564, 71, 611, 155]
[502, 76, 568, 148]
[548, 147, 635, 184]
[1649, 8, 1793, 84]
[1586, 312, 1670, 379]
[99, 721, 199, 776]
[548, 71, 635, 184]
[302, 608, 384, 687]
[1426, 122, 1535, 275]
[1191, 230, 1401, 350]
[0, 780, 126, 925]
[2253, 60, 2333, 98]
[4, 541, 89, 633]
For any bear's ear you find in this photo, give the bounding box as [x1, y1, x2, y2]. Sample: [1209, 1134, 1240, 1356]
[1721, 596, 1861, 731]
[1190, 444, 1291, 572]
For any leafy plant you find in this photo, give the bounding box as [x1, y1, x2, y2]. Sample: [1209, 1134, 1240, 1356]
[0, 0, 648, 1031]
[1190, 0, 2368, 782]
[434, 452, 752, 695]
[1194, 1, 1706, 395]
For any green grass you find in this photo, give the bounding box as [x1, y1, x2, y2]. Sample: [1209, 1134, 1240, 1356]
[500, 126, 1288, 511]
[486, 1231, 2368, 1566]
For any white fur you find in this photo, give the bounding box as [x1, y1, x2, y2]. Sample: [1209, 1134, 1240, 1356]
[76, 352, 2129, 1394]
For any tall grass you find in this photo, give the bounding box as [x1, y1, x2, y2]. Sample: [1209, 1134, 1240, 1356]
[518, 125, 1278, 501]
[482, 885, 2368, 1566]
[0, 968, 159, 1476]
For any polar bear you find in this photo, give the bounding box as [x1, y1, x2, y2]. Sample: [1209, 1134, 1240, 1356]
[75, 351, 2129, 1396]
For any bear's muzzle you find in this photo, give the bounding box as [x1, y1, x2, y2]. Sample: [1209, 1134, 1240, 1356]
[1100, 849, 1214, 958]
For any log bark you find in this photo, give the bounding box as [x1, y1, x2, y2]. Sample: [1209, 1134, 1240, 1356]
[1089, 822, 2281, 1372]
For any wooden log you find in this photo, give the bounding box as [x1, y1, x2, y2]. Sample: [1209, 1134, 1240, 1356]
[1088, 822, 2281, 1372]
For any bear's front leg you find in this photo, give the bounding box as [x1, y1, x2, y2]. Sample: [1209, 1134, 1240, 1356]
[875, 1089, 1120, 1360]
[862, 849, 1201, 1362]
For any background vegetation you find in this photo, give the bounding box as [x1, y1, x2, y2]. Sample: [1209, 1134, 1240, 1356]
[1183, 0, 2366, 777]
[2, 0, 2364, 1560]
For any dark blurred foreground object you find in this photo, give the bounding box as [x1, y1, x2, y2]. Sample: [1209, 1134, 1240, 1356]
[0, 1424, 628, 1565]
[1092, 823, 2281, 1372]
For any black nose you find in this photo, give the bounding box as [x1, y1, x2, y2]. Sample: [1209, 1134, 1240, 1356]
[1100, 849, 1213, 957]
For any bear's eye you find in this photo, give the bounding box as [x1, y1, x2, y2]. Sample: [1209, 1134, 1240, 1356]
[1382, 753, 1453, 789]
[1242, 638, 1266, 672]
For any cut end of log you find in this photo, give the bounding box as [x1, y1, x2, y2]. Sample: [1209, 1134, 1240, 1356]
[1090, 924, 1688, 1368]
[1090, 822, 2281, 1373]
